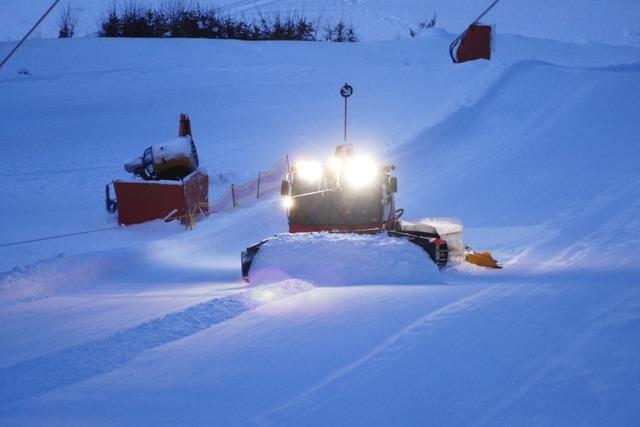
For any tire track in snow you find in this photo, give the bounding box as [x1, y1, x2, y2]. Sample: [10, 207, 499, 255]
[0, 280, 313, 409]
[254, 284, 514, 425]
[219, 0, 285, 15]
[473, 285, 640, 426]
[351, 2, 414, 30]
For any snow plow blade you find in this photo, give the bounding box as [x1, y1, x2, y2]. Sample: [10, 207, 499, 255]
[241, 231, 447, 285]
[465, 248, 502, 269]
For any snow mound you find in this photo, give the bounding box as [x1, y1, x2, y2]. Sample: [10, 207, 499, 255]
[249, 232, 443, 286]
[396, 59, 640, 271]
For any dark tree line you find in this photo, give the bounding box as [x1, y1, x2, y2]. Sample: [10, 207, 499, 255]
[97, 3, 357, 42]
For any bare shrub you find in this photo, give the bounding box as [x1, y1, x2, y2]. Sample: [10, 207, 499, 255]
[58, 3, 79, 38]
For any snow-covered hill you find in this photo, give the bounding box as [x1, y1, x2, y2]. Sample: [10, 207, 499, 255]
[1, 6, 640, 426]
[2, 0, 640, 45]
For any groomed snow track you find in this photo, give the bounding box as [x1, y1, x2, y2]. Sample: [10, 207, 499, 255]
[1, 29, 640, 426]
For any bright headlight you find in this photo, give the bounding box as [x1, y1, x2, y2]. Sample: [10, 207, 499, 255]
[282, 196, 293, 209]
[296, 160, 323, 182]
[328, 157, 343, 174]
[344, 156, 377, 188]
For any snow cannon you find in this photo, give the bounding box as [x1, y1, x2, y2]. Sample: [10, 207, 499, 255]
[123, 114, 199, 181]
[241, 144, 465, 283]
[105, 114, 209, 227]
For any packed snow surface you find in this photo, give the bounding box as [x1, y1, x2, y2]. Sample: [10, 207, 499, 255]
[1, 5, 640, 426]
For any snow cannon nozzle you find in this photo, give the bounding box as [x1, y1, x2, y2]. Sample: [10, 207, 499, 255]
[179, 113, 192, 137]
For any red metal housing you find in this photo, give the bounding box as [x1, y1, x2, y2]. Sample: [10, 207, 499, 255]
[113, 169, 208, 227]
[455, 24, 492, 63]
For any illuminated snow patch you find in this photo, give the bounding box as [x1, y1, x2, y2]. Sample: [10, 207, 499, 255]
[249, 232, 443, 286]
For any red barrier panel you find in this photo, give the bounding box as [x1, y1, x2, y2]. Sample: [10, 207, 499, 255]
[114, 169, 208, 227]
[456, 24, 492, 63]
